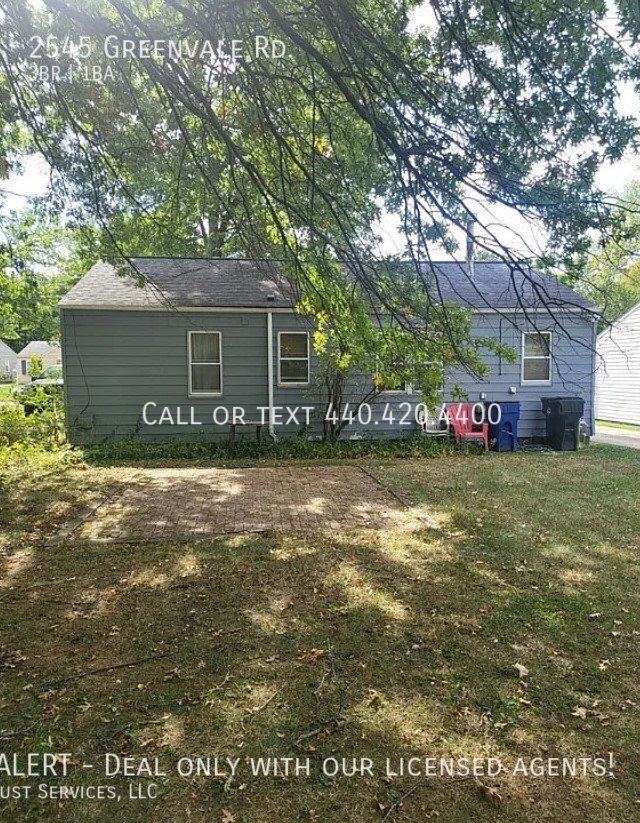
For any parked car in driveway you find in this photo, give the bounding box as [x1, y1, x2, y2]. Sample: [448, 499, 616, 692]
[31, 365, 64, 387]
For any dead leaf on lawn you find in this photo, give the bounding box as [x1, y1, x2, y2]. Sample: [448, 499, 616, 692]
[475, 779, 502, 803]
[297, 648, 325, 663]
[1, 649, 26, 669]
[598, 659, 610, 671]
[163, 668, 181, 681]
[571, 706, 588, 719]
[221, 811, 235, 823]
[514, 663, 529, 680]
[273, 595, 294, 613]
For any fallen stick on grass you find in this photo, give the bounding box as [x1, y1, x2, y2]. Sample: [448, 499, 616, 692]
[293, 715, 348, 747]
[47, 653, 170, 687]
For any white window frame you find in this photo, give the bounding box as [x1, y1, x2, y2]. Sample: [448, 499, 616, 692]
[375, 356, 413, 395]
[521, 331, 552, 385]
[277, 331, 310, 387]
[380, 379, 413, 395]
[188, 330, 223, 397]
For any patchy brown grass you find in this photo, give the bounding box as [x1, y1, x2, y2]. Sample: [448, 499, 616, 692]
[0, 445, 639, 822]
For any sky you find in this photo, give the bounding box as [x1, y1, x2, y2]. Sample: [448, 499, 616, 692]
[2, 3, 639, 260]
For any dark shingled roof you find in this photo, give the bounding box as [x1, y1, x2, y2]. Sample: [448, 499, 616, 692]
[60, 257, 593, 312]
[60, 258, 296, 309]
[421, 261, 593, 311]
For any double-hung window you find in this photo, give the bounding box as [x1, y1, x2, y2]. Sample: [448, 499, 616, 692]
[188, 331, 222, 395]
[278, 332, 310, 386]
[378, 359, 412, 393]
[521, 331, 552, 384]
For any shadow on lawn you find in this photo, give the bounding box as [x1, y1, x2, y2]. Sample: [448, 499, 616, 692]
[0, 451, 639, 822]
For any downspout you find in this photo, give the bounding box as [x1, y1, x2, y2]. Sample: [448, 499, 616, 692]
[267, 311, 277, 440]
[590, 317, 597, 439]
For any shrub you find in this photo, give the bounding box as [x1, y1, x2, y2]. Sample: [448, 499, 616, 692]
[0, 441, 79, 476]
[83, 433, 454, 465]
[28, 354, 44, 380]
[1, 388, 65, 449]
[0, 372, 12, 384]
[0, 402, 32, 446]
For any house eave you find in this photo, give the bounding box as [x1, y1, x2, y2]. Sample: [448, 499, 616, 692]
[471, 306, 593, 315]
[59, 304, 297, 313]
[58, 303, 591, 315]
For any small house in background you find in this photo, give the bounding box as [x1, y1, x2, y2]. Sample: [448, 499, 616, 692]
[0, 340, 18, 381]
[15, 341, 62, 384]
[59, 258, 597, 445]
[596, 301, 640, 425]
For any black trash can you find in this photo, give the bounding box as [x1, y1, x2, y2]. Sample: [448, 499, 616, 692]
[541, 396, 585, 451]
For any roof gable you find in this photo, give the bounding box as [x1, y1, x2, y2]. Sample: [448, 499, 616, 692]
[17, 341, 61, 357]
[0, 340, 17, 357]
[596, 299, 640, 339]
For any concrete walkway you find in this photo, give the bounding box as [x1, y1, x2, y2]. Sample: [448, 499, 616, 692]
[594, 425, 640, 450]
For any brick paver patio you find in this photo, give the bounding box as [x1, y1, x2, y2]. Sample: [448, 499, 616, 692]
[66, 466, 413, 541]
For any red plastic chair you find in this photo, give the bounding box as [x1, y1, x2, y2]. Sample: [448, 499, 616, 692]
[446, 403, 489, 451]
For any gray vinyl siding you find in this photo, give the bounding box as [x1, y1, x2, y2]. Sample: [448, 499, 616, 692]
[0, 342, 17, 378]
[270, 314, 420, 439]
[61, 307, 596, 444]
[61, 308, 269, 444]
[444, 312, 596, 438]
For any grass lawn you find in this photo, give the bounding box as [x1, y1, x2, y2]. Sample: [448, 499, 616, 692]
[596, 419, 640, 433]
[0, 384, 14, 399]
[0, 445, 639, 822]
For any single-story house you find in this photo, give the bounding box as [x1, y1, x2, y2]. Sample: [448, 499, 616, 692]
[596, 300, 640, 425]
[0, 340, 18, 380]
[59, 258, 596, 445]
[16, 341, 62, 384]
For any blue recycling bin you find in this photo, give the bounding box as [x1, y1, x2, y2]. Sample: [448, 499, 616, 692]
[488, 402, 520, 451]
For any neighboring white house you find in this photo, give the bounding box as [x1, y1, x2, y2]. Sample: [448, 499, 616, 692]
[596, 301, 640, 425]
[15, 341, 62, 384]
[0, 340, 18, 380]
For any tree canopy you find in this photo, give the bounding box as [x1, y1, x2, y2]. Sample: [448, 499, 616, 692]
[0, 208, 80, 349]
[575, 182, 640, 324]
